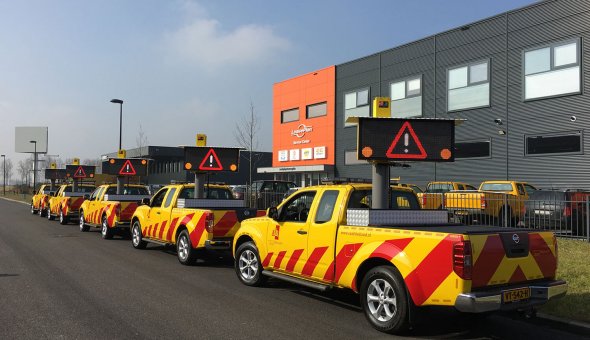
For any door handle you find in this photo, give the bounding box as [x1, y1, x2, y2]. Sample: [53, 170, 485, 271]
[297, 230, 307, 235]
[156, 212, 161, 214]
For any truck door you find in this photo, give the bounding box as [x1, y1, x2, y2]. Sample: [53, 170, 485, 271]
[267, 190, 317, 274]
[307, 189, 341, 282]
[88, 187, 104, 224]
[148, 188, 177, 240]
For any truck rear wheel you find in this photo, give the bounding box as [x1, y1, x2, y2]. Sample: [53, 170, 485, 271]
[235, 241, 266, 287]
[177, 229, 198, 265]
[59, 210, 69, 225]
[31, 203, 37, 215]
[101, 215, 114, 240]
[131, 221, 147, 249]
[360, 266, 409, 334]
[47, 207, 54, 221]
[79, 213, 89, 232]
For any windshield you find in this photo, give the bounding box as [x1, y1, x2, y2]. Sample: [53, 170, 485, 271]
[104, 186, 149, 195]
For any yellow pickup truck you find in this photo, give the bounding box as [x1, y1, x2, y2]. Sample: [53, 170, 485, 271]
[232, 183, 566, 334]
[417, 181, 477, 209]
[445, 181, 537, 226]
[130, 184, 265, 265]
[79, 184, 151, 239]
[31, 184, 51, 217]
[46, 184, 96, 224]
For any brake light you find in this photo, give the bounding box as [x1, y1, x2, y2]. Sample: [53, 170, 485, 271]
[453, 240, 472, 280]
[205, 212, 215, 233]
[422, 195, 427, 206]
[480, 196, 487, 209]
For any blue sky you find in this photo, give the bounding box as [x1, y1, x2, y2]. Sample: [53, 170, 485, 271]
[0, 0, 536, 168]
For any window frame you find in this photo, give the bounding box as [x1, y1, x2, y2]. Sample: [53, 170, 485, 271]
[455, 139, 492, 160]
[344, 87, 371, 128]
[390, 75, 422, 101]
[281, 107, 300, 124]
[446, 58, 491, 113]
[522, 38, 582, 102]
[306, 102, 327, 119]
[524, 130, 583, 157]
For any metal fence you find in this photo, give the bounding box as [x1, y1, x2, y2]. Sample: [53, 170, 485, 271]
[426, 193, 590, 241]
[239, 189, 289, 210]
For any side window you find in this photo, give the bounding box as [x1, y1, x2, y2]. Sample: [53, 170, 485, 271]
[390, 191, 420, 210]
[279, 191, 316, 223]
[94, 188, 105, 201]
[517, 184, 526, 196]
[179, 187, 194, 199]
[89, 188, 99, 201]
[151, 189, 169, 208]
[466, 185, 477, 190]
[347, 190, 371, 209]
[523, 184, 537, 194]
[315, 190, 339, 224]
[163, 188, 177, 208]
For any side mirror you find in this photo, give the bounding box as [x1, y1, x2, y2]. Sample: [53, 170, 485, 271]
[141, 198, 151, 206]
[83, 194, 90, 200]
[268, 206, 278, 220]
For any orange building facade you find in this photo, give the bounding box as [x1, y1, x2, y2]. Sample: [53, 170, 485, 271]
[259, 66, 335, 186]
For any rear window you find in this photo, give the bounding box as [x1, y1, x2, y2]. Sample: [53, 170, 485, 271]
[529, 191, 566, 201]
[481, 183, 513, 192]
[178, 187, 233, 199]
[347, 189, 420, 210]
[427, 183, 453, 193]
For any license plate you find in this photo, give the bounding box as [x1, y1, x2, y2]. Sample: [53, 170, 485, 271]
[502, 287, 531, 303]
[534, 210, 551, 216]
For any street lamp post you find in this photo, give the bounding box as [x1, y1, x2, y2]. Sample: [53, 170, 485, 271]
[29, 141, 37, 194]
[1, 154, 5, 196]
[110, 99, 124, 151]
[110, 99, 124, 194]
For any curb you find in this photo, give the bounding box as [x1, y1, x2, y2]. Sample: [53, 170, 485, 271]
[0, 197, 29, 206]
[537, 312, 590, 331]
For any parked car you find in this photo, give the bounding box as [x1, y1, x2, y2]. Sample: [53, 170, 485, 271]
[392, 183, 423, 194]
[524, 189, 590, 236]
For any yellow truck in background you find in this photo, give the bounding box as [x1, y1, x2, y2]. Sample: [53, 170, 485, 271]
[417, 181, 477, 209]
[130, 184, 265, 265]
[45, 184, 95, 224]
[31, 184, 51, 217]
[79, 184, 151, 239]
[445, 180, 537, 226]
[232, 183, 566, 334]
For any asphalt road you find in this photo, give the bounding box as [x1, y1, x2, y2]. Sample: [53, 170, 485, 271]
[1, 198, 588, 340]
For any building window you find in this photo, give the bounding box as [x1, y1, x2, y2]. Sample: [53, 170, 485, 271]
[390, 75, 422, 118]
[524, 39, 581, 100]
[344, 88, 370, 127]
[525, 131, 582, 156]
[455, 140, 491, 159]
[281, 108, 299, 123]
[447, 59, 490, 111]
[306, 102, 327, 119]
[345, 150, 366, 165]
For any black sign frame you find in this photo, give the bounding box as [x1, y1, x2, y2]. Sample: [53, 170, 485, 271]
[65, 165, 96, 179]
[102, 158, 149, 176]
[184, 147, 240, 172]
[44, 168, 67, 180]
[357, 118, 455, 162]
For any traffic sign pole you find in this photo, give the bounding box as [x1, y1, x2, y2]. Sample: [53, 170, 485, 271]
[371, 163, 389, 209]
[194, 173, 205, 199]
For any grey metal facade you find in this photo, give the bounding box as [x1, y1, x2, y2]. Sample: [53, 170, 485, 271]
[335, 0, 590, 189]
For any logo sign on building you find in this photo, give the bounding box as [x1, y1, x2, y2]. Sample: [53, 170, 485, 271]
[102, 158, 149, 176]
[301, 148, 313, 160]
[289, 149, 300, 161]
[65, 165, 96, 179]
[357, 118, 455, 162]
[278, 150, 288, 162]
[44, 168, 66, 180]
[313, 146, 326, 159]
[184, 147, 240, 172]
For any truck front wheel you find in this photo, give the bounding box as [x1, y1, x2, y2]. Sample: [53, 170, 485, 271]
[360, 266, 409, 334]
[177, 229, 197, 265]
[131, 221, 147, 249]
[59, 210, 69, 225]
[79, 213, 89, 232]
[235, 241, 266, 287]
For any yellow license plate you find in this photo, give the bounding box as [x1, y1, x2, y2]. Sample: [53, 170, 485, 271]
[503, 288, 531, 303]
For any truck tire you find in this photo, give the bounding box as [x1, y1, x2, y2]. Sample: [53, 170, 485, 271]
[101, 215, 115, 240]
[39, 206, 46, 217]
[31, 203, 37, 215]
[360, 266, 409, 334]
[59, 210, 69, 225]
[47, 207, 54, 221]
[131, 221, 147, 249]
[235, 241, 266, 287]
[79, 213, 90, 232]
[177, 229, 198, 265]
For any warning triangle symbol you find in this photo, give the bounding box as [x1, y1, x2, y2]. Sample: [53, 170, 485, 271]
[119, 160, 137, 175]
[198, 149, 223, 171]
[385, 121, 428, 159]
[73, 166, 86, 178]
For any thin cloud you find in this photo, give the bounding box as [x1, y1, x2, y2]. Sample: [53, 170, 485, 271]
[165, 5, 290, 69]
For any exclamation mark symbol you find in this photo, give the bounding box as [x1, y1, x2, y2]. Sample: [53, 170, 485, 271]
[126, 164, 130, 172]
[404, 133, 409, 153]
[209, 155, 213, 167]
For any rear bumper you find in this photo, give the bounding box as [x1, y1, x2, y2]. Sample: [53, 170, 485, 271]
[455, 280, 567, 313]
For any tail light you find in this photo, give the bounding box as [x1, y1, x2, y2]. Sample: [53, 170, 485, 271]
[453, 240, 472, 280]
[480, 196, 487, 209]
[205, 212, 215, 233]
[422, 195, 427, 207]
